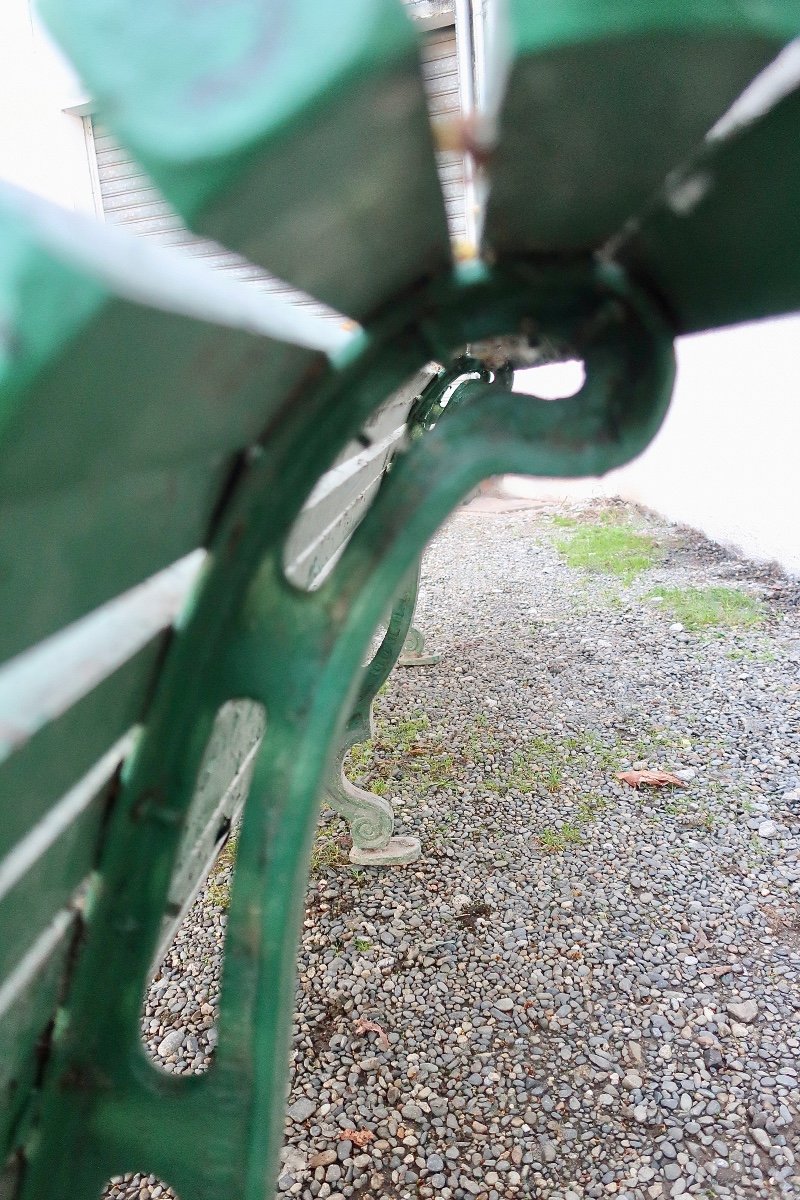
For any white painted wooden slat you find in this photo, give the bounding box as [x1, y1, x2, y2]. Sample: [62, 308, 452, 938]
[90, 20, 467, 249]
[420, 25, 467, 238]
[0, 549, 205, 763]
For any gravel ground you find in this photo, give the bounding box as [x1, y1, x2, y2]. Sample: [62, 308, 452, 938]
[108, 499, 800, 1200]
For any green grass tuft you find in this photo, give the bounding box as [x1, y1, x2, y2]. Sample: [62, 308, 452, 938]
[556, 523, 658, 583]
[206, 832, 238, 908]
[538, 823, 584, 853]
[310, 832, 346, 874]
[650, 586, 763, 630]
[346, 710, 459, 797]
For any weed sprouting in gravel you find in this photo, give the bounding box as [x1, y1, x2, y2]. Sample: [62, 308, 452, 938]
[310, 831, 347, 874]
[206, 832, 238, 909]
[347, 710, 460, 796]
[543, 762, 564, 792]
[576, 794, 609, 822]
[537, 823, 583, 852]
[555, 520, 660, 583]
[726, 643, 776, 663]
[649, 585, 764, 630]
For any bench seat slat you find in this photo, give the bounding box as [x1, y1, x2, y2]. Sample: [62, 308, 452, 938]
[0, 776, 112, 986]
[0, 465, 220, 664]
[483, 0, 800, 257]
[0, 637, 163, 855]
[0, 906, 77, 1156]
[41, 0, 453, 320]
[0, 188, 327, 660]
[614, 83, 800, 334]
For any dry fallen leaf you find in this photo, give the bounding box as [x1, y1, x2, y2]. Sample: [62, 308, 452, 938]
[353, 1017, 390, 1051]
[339, 1129, 375, 1148]
[616, 769, 687, 790]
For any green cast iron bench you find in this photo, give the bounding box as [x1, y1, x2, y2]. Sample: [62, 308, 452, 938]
[3, 1, 800, 1197]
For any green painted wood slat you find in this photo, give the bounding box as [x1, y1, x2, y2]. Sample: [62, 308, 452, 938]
[613, 83, 800, 333]
[0, 186, 322, 660]
[42, 0, 454, 319]
[483, 0, 800, 257]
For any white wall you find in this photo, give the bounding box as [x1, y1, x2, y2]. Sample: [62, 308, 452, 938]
[612, 317, 800, 575]
[0, 0, 95, 212]
[508, 316, 800, 577]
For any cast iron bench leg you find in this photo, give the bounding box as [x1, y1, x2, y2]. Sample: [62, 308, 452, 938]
[324, 562, 423, 866]
[398, 625, 441, 667]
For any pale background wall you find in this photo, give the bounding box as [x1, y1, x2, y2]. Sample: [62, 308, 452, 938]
[511, 316, 800, 577]
[0, 0, 94, 212]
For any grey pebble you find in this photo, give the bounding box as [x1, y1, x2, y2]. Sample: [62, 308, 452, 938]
[286, 1098, 316, 1122]
[726, 999, 759, 1024]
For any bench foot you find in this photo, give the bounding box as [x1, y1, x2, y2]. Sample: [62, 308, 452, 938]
[324, 758, 395, 851]
[398, 625, 441, 667]
[349, 835, 421, 866]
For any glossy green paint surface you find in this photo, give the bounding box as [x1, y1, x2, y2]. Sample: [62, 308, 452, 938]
[617, 85, 800, 333]
[3, 2, 800, 1196]
[485, 0, 800, 256]
[41, 0, 452, 319]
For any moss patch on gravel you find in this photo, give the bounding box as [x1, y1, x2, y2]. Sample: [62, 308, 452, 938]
[346, 708, 459, 796]
[555, 520, 660, 583]
[537, 822, 584, 852]
[651, 585, 764, 630]
[487, 730, 624, 798]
